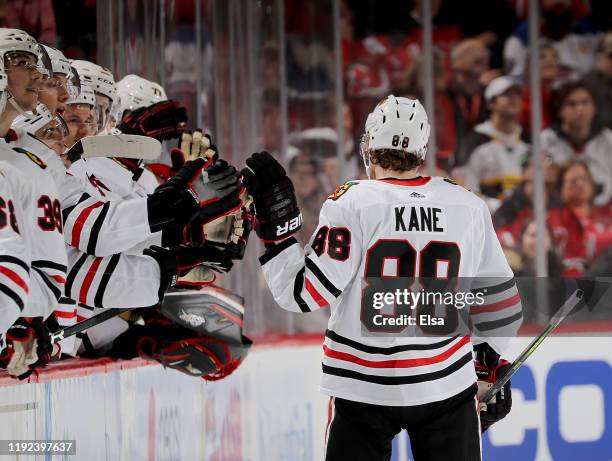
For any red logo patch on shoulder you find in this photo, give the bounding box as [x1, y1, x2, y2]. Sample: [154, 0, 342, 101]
[13, 147, 47, 169]
[327, 181, 358, 201]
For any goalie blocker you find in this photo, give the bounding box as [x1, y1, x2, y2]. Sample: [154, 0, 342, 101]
[108, 286, 252, 381]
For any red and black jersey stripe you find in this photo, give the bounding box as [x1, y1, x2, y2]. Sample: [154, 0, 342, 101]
[93, 254, 120, 307]
[322, 352, 473, 385]
[86, 202, 110, 254]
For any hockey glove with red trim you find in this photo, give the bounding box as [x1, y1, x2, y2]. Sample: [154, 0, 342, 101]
[0, 317, 60, 380]
[117, 100, 188, 141]
[241, 151, 302, 242]
[144, 243, 233, 298]
[474, 343, 512, 432]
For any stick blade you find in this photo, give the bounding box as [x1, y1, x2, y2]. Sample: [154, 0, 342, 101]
[80, 134, 162, 160]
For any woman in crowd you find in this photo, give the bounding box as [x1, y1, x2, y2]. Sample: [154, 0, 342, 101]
[547, 160, 612, 277]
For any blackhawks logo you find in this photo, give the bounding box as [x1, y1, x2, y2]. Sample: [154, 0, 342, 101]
[13, 147, 46, 169]
[328, 181, 358, 201]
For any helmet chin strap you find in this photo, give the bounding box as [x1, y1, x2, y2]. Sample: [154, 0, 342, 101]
[0, 93, 7, 115]
[7, 92, 34, 119]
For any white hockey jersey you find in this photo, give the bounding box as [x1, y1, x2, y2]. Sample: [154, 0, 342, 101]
[1, 131, 67, 319]
[0, 159, 33, 333]
[261, 176, 522, 406]
[58, 155, 161, 355]
[58, 161, 162, 309]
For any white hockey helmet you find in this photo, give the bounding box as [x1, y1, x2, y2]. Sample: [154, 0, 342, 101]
[42, 45, 71, 76]
[0, 28, 39, 61]
[13, 103, 68, 139]
[360, 95, 431, 176]
[0, 29, 51, 116]
[70, 60, 117, 132]
[70, 60, 117, 102]
[117, 74, 167, 117]
[68, 83, 96, 107]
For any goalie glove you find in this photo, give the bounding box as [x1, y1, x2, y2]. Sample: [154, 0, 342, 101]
[144, 243, 233, 299]
[474, 343, 512, 432]
[241, 151, 302, 242]
[116, 100, 188, 141]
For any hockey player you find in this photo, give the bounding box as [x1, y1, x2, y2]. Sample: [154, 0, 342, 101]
[13, 103, 69, 158]
[0, 29, 67, 378]
[0, 29, 66, 320]
[70, 60, 117, 134]
[0, 61, 33, 344]
[37, 45, 74, 117]
[243, 96, 522, 460]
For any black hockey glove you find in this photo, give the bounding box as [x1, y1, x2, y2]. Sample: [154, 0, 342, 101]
[474, 343, 512, 432]
[147, 157, 209, 232]
[197, 158, 243, 224]
[241, 151, 302, 242]
[116, 100, 188, 141]
[144, 243, 234, 298]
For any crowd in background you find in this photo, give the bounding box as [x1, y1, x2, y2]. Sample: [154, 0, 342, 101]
[6, 0, 612, 282]
[276, 0, 612, 281]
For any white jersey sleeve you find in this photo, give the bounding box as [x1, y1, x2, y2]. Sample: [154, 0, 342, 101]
[0, 164, 31, 332]
[64, 250, 161, 308]
[469, 200, 522, 355]
[261, 198, 362, 313]
[60, 172, 153, 256]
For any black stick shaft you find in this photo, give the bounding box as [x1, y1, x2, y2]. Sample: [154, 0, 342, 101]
[49, 308, 132, 344]
[481, 289, 583, 403]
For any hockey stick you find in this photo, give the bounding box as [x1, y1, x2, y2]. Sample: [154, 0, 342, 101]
[49, 308, 132, 344]
[79, 134, 162, 160]
[481, 289, 583, 404]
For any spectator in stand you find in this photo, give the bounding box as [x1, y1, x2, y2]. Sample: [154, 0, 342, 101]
[494, 153, 559, 248]
[404, 48, 456, 167]
[504, 0, 598, 79]
[460, 76, 529, 199]
[521, 42, 562, 134]
[0, 0, 56, 45]
[548, 160, 612, 276]
[447, 39, 498, 166]
[542, 81, 612, 205]
[505, 220, 564, 277]
[583, 31, 612, 129]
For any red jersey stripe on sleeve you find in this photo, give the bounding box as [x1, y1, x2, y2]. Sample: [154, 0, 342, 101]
[471, 292, 521, 315]
[79, 257, 104, 305]
[71, 202, 104, 248]
[0, 265, 28, 293]
[305, 277, 330, 308]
